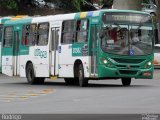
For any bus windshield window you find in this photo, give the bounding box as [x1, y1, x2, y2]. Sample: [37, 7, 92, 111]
[101, 13, 153, 56]
[130, 25, 153, 55]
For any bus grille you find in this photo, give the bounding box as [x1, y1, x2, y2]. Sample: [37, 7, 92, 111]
[119, 70, 138, 75]
[112, 58, 145, 64]
[116, 65, 140, 68]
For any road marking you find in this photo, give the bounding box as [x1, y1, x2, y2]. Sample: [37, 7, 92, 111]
[0, 88, 56, 102]
[0, 98, 13, 103]
[26, 93, 39, 97]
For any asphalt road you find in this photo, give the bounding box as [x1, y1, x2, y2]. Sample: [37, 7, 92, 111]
[0, 70, 160, 114]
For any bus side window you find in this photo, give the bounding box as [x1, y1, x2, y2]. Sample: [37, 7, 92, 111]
[37, 23, 49, 46]
[22, 24, 37, 46]
[76, 19, 89, 43]
[3, 26, 13, 47]
[22, 25, 29, 46]
[29, 24, 37, 46]
[61, 20, 76, 44]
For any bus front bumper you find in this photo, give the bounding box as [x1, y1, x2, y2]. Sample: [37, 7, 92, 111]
[98, 65, 154, 79]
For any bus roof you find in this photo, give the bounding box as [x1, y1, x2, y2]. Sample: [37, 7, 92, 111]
[74, 9, 151, 19]
[50, 9, 151, 20]
[0, 16, 13, 24]
[4, 16, 32, 26]
[3, 9, 151, 26]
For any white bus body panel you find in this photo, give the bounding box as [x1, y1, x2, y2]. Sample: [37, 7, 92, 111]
[19, 55, 28, 77]
[58, 44, 74, 77]
[2, 56, 13, 76]
[58, 44, 90, 78]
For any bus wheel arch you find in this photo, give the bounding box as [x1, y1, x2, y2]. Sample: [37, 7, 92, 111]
[74, 60, 82, 78]
[74, 60, 88, 87]
[150, 12, 156, 16]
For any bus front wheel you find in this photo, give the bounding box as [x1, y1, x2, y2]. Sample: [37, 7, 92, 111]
[26, 63, 44, 84]
[78, 64, 88, 87]
[121, 78, 131, 86]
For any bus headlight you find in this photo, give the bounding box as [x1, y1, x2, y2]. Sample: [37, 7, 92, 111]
[100, 58, 108, 64]
[147, 62, 152, 66]
[145, 61, 152, 68]
[103, 60, 108, 64]
[100, 58, 115, 68]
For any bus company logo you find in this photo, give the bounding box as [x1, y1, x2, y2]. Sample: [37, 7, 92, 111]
[34, 49, 47, 58]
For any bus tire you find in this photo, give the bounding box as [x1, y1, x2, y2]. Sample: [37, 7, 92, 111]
[78, 64, 88, 87]
[26, 63, 44, 85]
[121, 78, 131, 86]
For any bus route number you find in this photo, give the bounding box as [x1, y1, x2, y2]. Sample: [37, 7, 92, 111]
[73, 48, 81, 54]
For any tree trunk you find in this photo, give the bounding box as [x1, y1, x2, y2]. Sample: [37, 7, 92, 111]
[113, 0, 142, 11]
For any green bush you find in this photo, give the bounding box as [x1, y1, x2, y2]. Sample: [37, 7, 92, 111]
[0, 0, 17, 10]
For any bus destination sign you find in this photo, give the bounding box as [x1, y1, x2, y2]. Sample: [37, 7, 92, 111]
[103, 13, 152, 24]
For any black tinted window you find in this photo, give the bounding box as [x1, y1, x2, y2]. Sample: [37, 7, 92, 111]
[4, 26, 13, 47]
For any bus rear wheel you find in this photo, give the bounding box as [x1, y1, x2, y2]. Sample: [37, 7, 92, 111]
[78, 64, 88, 87]
[121, 78, 131, 86]
[26, 63, 44, 85]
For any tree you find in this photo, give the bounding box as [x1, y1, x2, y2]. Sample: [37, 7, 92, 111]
[0, 0, 17, 9]
[102, 0, 113, 9]
[0, 0, 82, 11]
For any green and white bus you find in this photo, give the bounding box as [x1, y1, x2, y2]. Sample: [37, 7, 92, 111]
[1, 10, 154, 87]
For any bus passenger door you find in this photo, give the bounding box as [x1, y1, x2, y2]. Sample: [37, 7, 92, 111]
[2, 27, 20, 76]
[91, 25, 99, 76]
[13, 31, 20, 76]
[51, 27, 60, 76]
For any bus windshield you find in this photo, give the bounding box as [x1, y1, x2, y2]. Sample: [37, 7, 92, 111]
[101, 13, 153, 56]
